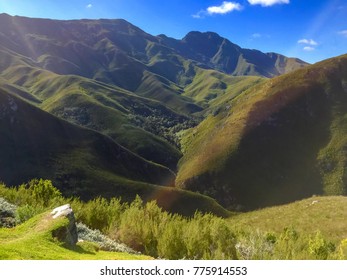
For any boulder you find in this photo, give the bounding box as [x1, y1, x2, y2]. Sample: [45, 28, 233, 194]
[50, 204, 78, 247]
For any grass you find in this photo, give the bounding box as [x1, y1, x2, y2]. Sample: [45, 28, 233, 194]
[1, 185, 346, 260]
[0, 211, 151, 260]
[230, 196, 347, 242]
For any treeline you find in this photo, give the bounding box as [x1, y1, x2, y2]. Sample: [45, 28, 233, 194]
[0, 179, 346, 260]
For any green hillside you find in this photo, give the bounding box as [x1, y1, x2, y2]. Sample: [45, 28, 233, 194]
[177, 54, 347, 210]
[0, 211, 151, 260]
[230, 196, 347, 242]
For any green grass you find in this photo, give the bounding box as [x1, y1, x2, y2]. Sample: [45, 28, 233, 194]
[1, 184, 346, 260]
[230, 196, 347, 242]
[0, 211, 151, 260]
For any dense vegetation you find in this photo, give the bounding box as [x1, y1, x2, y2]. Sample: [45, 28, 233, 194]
[1, 180, 346, 260]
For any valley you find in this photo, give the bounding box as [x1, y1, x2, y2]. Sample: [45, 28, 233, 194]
[0, 13, 346, 215]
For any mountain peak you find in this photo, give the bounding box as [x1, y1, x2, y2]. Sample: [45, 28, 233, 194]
[183, 31, 222, 40]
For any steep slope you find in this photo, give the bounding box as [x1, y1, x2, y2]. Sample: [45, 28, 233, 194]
[0, 88, 175, 194]
[0, 88, 230, 216]
[0, 13, 201, 112]
[0, 63, 185, 170]
[177, 54, 347, 211]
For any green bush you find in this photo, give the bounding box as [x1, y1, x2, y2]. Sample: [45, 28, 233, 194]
[15, 204, 45, 224]
[118, 197, 163, 256]
[157, 217, 187, 259]
[337, 239, 347, 259]
[308, 231, 335, 260]
[29, 179, 62, 207]
[0, 180, 63, 209]
[72, 197, 123, 233]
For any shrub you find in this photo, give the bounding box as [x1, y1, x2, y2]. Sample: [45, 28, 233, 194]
[308, 231, 335, 260]
[28, 179, 62, 207]
[235, 230, 275, 260]
[337, 239, 347, 260]
[0, 197, 17, 228]
[72, 197, 123, 233]
[157, 216, 187, 259]
[76, 223, 136, 254]
[118, 197, 164, 256]
[0, 180, 63, 209]
[15, 204, 45, 224]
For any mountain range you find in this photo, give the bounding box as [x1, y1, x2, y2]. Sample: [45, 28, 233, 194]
[1, 13, 345, 214]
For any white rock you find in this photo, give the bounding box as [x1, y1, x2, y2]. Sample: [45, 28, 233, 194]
[50, 204, 73, 219]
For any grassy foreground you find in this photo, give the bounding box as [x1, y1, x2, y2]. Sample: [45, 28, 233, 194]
[0, 180, 346, 260]
[0, 211, 151, 260]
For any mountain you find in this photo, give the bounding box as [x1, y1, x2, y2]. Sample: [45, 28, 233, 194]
[158, 31, 307, 77]
[177, 54, 347, 211]
[0, 13, 311, 214]
[0, 13, 306, 168]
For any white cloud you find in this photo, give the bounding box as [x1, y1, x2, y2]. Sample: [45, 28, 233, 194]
[248, 0, 289, 7]
[193, 2, 242, 18]
[338, 30, 347, 37]
[298, 39, 318, 46]
[303, 46, 315, 51]
[207, 1, 243, 15]
[86, 4, 92, 9]
[192, 11, 205, 19]
[252, 33, 262, 38]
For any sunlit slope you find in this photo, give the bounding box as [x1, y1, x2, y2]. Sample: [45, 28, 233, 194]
[177, 54, 347, 210]
[0, 211, 151, 260]
[183, 68, 265, 109]
[230, 196, 347, 242]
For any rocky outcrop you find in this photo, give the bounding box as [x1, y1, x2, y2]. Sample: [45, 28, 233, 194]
[50, 204, 78, 247]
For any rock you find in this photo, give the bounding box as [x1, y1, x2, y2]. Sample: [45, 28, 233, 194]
[311, 200, 319, 205]
[50, 204, 78, 247]
[51, 204, 73, 219]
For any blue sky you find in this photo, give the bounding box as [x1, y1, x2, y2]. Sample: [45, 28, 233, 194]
[0, 0, 346, 63]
